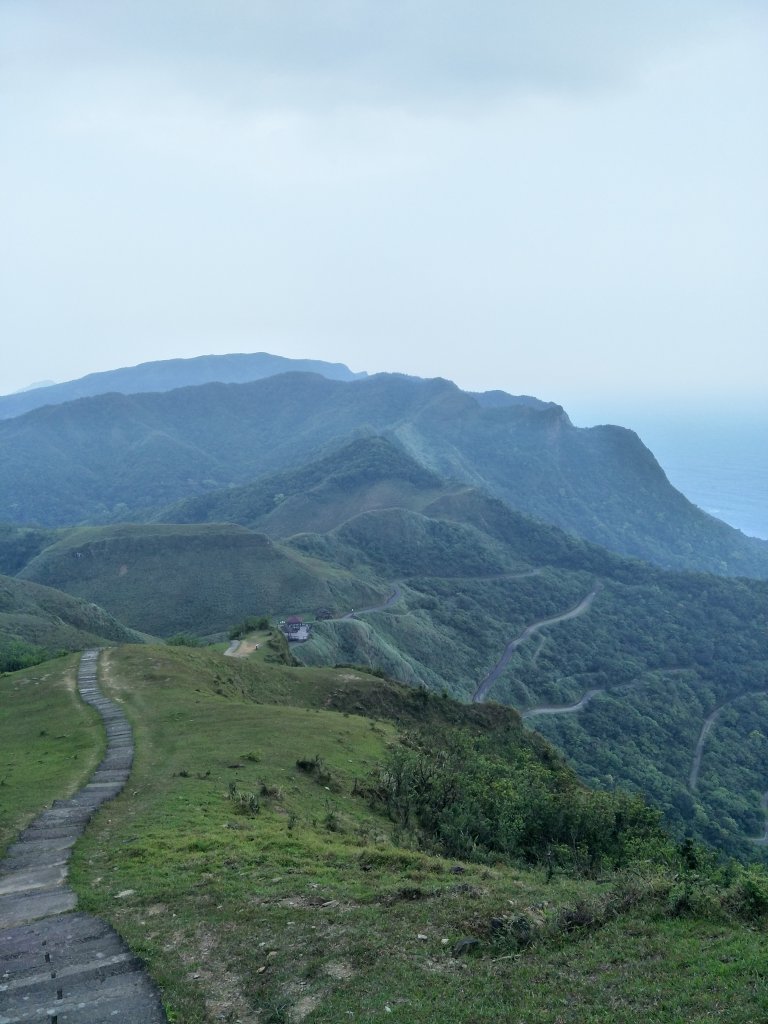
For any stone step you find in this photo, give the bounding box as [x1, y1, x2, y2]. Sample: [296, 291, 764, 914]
[0, 864, 68, 899]
[0, 887, 78, 929]
[0, 957, 166, 1023]
[0, 913, 114, 966]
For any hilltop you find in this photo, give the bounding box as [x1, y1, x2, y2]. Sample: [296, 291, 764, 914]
[15, 522, 385, 638]
[2, 646, 767, 1023]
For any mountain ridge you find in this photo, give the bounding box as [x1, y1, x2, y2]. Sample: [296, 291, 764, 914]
[0, 351, 368, 420]
[1, 370, 761, 576]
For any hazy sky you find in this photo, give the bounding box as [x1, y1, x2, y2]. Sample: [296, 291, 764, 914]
[1, 1, 766, 424]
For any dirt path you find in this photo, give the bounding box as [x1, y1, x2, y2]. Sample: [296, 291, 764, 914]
[471, 585, 601, 704]
[224, 638, 260, 658]
[0, 650, 167, 1023]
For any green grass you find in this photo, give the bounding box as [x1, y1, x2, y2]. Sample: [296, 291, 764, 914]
[2, 645, 766, 1022]
[0, 655, 104, 855]
[61, 646, 768, 1023]
[17, 523, 384, 637]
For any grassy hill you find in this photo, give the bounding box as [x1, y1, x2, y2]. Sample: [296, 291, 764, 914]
[15, 522, 386, 638]
[155, 435, 451, 537]
[2, 373, 767, 577]
[3, 647, 767, 1023]
[9, 464, 768, 856]
[0, 573, 146, 671]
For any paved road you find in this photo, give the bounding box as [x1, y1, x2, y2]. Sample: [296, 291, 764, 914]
[688, 706, 724, 792]
[752, 793, 768, 846]
[686, 689, 768, 845]
[0, 649, 167, 1023]
[472, 586, 601, 704]
[341, 586, 402, 620]
[522, 688, 604, 719]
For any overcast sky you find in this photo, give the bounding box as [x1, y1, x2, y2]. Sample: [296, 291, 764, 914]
[1, 1, 766, 424]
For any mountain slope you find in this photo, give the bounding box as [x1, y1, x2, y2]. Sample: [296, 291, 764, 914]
[7, 460, 768, 853]
[154, 435, 451, 536]
[0, 573, 145, 668]
[1, 372, 766, 577]
[16, 522, 385, 637]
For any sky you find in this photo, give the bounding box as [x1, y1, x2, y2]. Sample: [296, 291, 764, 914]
[1, 1, 766, 427]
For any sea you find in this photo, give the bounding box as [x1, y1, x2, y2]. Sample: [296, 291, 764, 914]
[572, 407, 768, 542]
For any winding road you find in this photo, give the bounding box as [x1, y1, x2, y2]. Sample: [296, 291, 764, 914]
[688, 706, 724, 792]
[686, 689, 768, 844]
[341, 586, 402, 620]
[471, 585, 601, 704]
[522, 688, 604, 719]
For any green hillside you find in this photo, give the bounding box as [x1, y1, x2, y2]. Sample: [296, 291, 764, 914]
[0, 573, 146, 671]
[155, 435, 450, 536]
[2, 372, 767, 576]
[16, 522, 385, 637]
[10, 467, 768, 857]
[3, 647, 767, 1023]
[284, 507, 768, 858]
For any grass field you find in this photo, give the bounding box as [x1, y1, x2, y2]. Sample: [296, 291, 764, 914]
[3, 646, 767, 1022]
[0, 654, 104, 854]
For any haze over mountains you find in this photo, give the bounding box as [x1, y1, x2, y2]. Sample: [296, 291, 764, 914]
[0, 351, 367, 421]
[1, 354, 767, 578]
[2, 352, 768, 859]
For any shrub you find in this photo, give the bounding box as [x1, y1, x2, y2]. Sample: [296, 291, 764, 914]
[726, 865, 768, 921]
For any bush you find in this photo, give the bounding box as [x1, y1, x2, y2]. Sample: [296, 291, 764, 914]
[726, 865, 768, 920]
[166, 633, 203, 647]
[0, 640, 50, 673]
[229, 615, 270, 640]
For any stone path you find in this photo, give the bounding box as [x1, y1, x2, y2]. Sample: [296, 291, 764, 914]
[0, 649, 167, 1023]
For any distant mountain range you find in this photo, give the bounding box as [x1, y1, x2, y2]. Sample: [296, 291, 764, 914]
[0, 352, 367, 420]
[0, 356, 766, 577]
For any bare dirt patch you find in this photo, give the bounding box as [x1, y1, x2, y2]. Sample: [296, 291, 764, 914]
[230, 639, 260, 658]
[162, 922, 254, 1023]
[324, 960, 355, 980]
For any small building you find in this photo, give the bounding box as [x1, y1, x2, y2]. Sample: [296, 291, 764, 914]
[280, 615, 312, 642]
